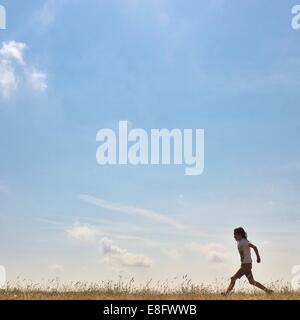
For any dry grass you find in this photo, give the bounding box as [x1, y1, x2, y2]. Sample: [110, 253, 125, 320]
[2, 291, 300, 300]
[1, 276, 299, 300]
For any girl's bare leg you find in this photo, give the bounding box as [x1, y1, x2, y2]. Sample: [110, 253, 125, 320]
[224, 278, 236, 295]
[247, 275, 273, 293]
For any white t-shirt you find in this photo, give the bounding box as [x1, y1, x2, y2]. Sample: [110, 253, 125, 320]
[237, 238, 252, 264]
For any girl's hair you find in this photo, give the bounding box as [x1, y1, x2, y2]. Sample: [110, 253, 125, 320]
[234, 227, 247, 239]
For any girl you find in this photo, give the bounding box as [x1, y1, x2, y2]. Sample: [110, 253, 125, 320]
[224, 227, 273, 295]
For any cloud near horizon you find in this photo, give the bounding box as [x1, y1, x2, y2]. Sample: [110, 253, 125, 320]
[66, 222, 98, 244]
[188, 242, 228, 263]
[49, 263, 64, 274]
[99, 237, 153, 268]
[66, 222, 153, 268]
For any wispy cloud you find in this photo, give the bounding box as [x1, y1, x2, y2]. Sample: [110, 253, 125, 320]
[26, 68, 48, 93]
[0, 41, 47, 99]
[33, 0, 70, 31]
[49, 263, 64, 274]
[78, 194, 186, 229]
[99, 237, 153, 268]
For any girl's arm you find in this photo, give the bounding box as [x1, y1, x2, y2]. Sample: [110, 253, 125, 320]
[249, 243, 261, 263]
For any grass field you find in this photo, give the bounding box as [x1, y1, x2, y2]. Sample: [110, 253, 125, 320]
[1, 277, 299, 300]
[1, 290, 300, 300]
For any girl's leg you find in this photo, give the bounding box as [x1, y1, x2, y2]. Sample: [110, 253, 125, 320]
[247, 274, 273, 293]
[224, 267, 243, 295]
[224, 277, 237, 295]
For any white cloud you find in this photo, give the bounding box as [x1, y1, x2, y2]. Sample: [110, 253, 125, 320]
[27, 68, 48, 93]
[99, 237, 153, 268]
[0, 41, 27, 65]
[66, 222, 98, 244]
[49, 264, 64, 273]
[0, 41, 47, 99]
[0, 60, 17, 98]
[188, 242, 227, 263]
[78, 194, 185, 229]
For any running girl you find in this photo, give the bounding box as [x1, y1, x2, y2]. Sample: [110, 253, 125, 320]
[224, 227, 273, 295]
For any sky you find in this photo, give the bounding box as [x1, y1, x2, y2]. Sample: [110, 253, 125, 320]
[0, 0, 300, 289]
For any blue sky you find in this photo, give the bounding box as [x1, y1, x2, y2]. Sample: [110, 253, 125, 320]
[0, 0, 300, 288]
